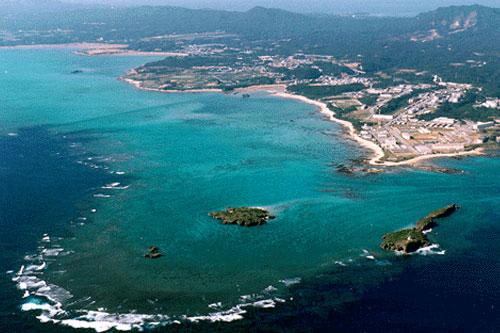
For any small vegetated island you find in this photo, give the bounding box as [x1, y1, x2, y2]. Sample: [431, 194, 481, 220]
[209, 207, 275, 227]
[381, 204, 459, 254]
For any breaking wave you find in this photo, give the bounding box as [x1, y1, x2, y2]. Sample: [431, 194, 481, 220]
[10, 234, 294, 332]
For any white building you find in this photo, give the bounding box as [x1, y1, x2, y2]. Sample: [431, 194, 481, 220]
[481, 99, 500, 109]
[372, 114, 393, 121]
[431, 143, 465, 153]
[432, 117, 456, 126]
[474, 121, 495, 132]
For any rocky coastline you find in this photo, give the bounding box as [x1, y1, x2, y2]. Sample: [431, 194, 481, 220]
[381, 204, 459, 254]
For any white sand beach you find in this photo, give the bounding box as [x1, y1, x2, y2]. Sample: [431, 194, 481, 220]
[123, 81, 486, 167]
[0, 43, 187, 57]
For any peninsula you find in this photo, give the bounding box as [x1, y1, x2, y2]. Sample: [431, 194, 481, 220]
[120, 34, 498, 166]
[1, 5, 498, 166]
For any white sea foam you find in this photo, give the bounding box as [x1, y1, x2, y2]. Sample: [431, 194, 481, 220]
[42, 248, 64, 257]
[362, 249, 376, 260]
[186, 305, 246, 323]
[239, 294, 255, 302]
[395, 243, 446, 256]
[37, 314, 60, 324]
[102, 185, 130, 190]
[58, 311, 166, 332]
[422, 228, 433, 235]
[16, 255, 287, 331]
[93, 194, 111, 198]
[416, 244, 446, 256]
[25, 261, 47, 272]
[22, 301, 66, 321]
[187, 297, 284, 324]
[252, 299, 278, 308]
[22, 301, 57, 313]
[279, 277, 301, 287]
[263, 285, 278, 293]
[101, 181, 130, 190]
[17, 277, 46, 290]
[13, 233, 292, 332]
[24, 254, 43, 261]
[208, 302, 222, 309]
[18, 286, 287, 332]
[35, 284, 73, 305]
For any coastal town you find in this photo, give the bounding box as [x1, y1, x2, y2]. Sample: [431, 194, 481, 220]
[123, 47, 499, 165]
[1, 3, 500, 333]
[1, 5, 498, 167]
[5, 17, 496, 165]
[346, 78, 498, 163]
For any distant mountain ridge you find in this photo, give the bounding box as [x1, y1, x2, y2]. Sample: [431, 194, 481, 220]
[1, 4, 497, 37]
[415, 5, 500, 35]
[0, 4, 498, 95]
[1, 4, 498, 52]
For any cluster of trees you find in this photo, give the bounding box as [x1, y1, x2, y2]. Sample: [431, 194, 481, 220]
[1, 4, 498, 96]
[288, 84, 365, 99]
[420, 91, 499, 122]
[378, 89, 433, 115]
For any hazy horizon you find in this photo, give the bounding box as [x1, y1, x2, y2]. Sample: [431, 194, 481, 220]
[59, 0, 500, 16]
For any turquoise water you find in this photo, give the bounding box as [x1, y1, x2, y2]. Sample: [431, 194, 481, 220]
[1, 49, 499, 331]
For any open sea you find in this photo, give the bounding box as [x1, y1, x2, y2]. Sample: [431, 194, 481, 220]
[0, 49, 499, 332]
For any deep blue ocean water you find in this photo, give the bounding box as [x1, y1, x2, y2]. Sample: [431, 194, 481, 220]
[0, 49, 499, 332]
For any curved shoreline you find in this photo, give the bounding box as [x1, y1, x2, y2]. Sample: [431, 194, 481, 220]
[121, 77, 223, 93]
[269, 91, 485, 166]
[377, 148, 484, 166]
[0, 43, 187, 57]
[122, 80, 485, 167]
[121, 80, 387, 164]
[272, 91, 387, 165]
[0, 44, 490, 167]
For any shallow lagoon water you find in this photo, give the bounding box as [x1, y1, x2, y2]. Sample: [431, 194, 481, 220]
[0, 49, 499, 332]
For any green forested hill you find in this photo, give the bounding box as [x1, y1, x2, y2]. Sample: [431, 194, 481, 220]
[1, 4, 498, 95]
